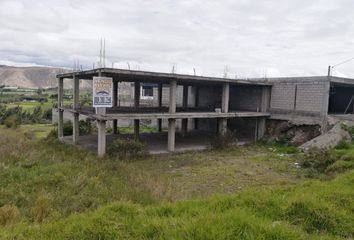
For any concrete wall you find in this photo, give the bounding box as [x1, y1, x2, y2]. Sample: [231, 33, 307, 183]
[269, 77, 329, 124]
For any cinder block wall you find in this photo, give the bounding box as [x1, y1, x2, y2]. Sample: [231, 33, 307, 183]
[269, 77, 329, 124]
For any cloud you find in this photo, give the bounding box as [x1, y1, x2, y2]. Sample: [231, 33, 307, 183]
[0, 0, 353, 78]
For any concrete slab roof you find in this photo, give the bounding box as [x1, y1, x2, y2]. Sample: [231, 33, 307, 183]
[244, 75, 354, 86]
[56, 68, 272, 86]
[330, 76, 354, 87]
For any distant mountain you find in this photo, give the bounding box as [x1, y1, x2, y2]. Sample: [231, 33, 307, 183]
[0, 65, 94, 89]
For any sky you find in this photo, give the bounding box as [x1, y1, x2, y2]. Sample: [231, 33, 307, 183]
[0, 0, 354, 78]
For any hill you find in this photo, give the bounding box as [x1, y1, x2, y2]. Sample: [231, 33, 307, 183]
[0, 65, 93, 89]
[0, 65, 66, 89]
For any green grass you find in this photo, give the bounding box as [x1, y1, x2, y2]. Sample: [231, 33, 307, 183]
[1, 171, 353, 239]
[6, 101, 54, 112]
[0, 126, 353, 239]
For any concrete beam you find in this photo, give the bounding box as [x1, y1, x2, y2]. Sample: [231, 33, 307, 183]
[158, 83, 162, 132]
[97, 120, 106, 157]
[58, 77, 64, 138]
[73, 75, 79, 144]
[181, 85, 188, 136]
[134, 81, 140, 140]
[168, 119, 176, 151]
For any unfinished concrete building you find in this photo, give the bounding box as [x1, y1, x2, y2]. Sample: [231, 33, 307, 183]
[56, 68, 271, 156]
[56, 68, 354, 156]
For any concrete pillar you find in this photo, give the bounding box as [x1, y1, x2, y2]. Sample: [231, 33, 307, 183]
[219, 83, 230, 135]
[168, 119, 176, 152]
[321, 79, 331, 133]
[134, 82, 140, 140]
[58, 77, 64, 139]
[221, 83, 230, 113]
[194, 86, 199, 130]
[112, 80, 118, 134]
[157, 83, 163, 132]
[73, 75, 79, 144]
[181, 85, 188, 136]
[169, 80, 177, 114]
[97, 120, 106, 157]
[256, 86, 271, 140]
[168, 80, 177, 151]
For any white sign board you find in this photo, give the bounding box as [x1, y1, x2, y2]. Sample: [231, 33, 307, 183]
[93, 77, 113, 107]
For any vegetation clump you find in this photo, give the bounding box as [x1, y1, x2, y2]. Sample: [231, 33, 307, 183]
[209, 131, 235, 150]
[0, 204, 22, 227]
[108, 139, 148, 159]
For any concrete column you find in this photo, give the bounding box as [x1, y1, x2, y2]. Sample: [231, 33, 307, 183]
[194, 86, 199, 130]
[134, 82, 140, 140]
[157, 83, 163, 132]
[221, 83, 230, 113]
[219, 83, 230, 135]
[256, 86, 271, 140]
[168, 119, 176, 152]
[169, 80, 177, 113]
[168, 80, 177, 152]
[112, 80, 118, 134]
[97, 120, 106, 157]
[58, 77, 64, 139]
[181, 85, 188, 136]
[321, 79, 331, 133]
[73, 75, 79, 144]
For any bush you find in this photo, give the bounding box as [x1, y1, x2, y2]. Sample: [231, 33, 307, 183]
[4, 114, 19, 128]
[79, 119, 94, 135]
[299, 149, 336, 172]
[335, 140, 351, 149]
[42, 108, 52, 121]
[31, 194, 51, 223]
[108, 139, 148, 158]
[0, 204, 22, 226]
[341, 124, 354, 141]
[326, 160, 354, 173]
[209, 131, 235, 150]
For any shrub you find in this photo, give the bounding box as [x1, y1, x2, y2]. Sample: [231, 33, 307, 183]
[108, 139, 148, 158]
[209, 131, 235, 150]
[4, 114, 19, 128]
[79, 119, 95, 135]
[0, 204, 22, 226]
[326, 160, 354, 173]
[31, 194, 51, 223]
[341, 124, 354, 141]
[276, 133, 292, 145]
[335, 140, 351, 149]
[298, 149, 337, 177]
[42, 108, 53, 121]
[63, 121, 73, 136]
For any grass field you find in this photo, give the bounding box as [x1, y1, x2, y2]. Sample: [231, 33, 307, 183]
[5, 101, 54, 112]
[0, 125, 353, 239]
